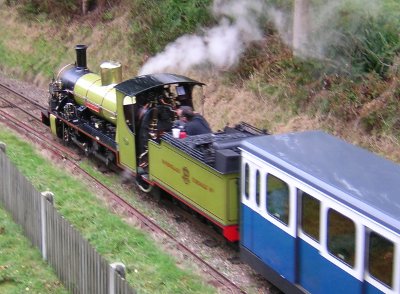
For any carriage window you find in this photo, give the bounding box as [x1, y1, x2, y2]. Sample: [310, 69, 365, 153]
[255, 170, 260, 206]
[327, 209, 355, 267]
[266, 174, 289, 225]
[300, 191, 320, 242]
[244, 163, 250, 199]
[368, 231, 393, 288]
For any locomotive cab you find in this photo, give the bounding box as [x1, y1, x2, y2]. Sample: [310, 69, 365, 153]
[114, 75, 204, 183]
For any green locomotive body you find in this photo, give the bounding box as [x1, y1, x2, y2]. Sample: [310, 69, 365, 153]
[42, 45, 264, 241]
[148, 136, 241, 240]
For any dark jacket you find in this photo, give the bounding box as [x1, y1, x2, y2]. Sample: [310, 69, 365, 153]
[185, 115, 212, 135]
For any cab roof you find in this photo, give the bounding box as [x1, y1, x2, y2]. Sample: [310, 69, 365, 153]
[115, 73, 204, 97]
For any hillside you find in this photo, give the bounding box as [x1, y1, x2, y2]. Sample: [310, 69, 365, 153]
[0, 0, 399, 161]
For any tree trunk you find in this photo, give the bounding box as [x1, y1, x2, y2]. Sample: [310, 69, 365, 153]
[82, 0, 89, 15]
[293, 0, 311, 57]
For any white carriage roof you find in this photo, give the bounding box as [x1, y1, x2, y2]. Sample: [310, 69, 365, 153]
[240, 131, 400, 234]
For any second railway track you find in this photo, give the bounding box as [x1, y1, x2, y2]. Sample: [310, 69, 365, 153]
[0, 80, 251, 293]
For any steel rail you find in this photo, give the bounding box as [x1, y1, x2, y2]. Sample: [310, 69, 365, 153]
[0, 82, 47, 110]
[0, 82, 246, 293]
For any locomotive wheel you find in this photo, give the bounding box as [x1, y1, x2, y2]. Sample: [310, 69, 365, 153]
[136, 174, 153, 193]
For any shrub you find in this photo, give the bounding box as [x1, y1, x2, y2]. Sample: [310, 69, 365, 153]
[331, 16, 399, 78]
[12, 0, 79, 19]
[9, 0, 119, 20]
[323, 1, 400, 78]
[129, 0, 212, 54]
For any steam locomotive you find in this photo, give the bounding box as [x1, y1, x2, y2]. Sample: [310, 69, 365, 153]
[41, 45, 265, 242]
[42, 45, 400, 293]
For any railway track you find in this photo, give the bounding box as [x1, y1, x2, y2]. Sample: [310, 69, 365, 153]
[0, 82, 81, 161]
[0, 81, 248, 293]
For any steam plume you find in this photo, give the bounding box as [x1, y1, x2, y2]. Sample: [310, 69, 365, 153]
[138, 0, 266, 75]
[139, 0, 384, 75]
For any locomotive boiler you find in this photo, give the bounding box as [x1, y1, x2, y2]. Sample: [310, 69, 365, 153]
[42, 45, 265, 241]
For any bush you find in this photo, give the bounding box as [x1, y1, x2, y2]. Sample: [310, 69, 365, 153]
[323, 1, 400, 78]
[330, 16, 399, 78]
[12, 0, 79, 19]
[361, 99, 400, 136]
[129, 0, 212, 54]
[9, 0, 119, 20]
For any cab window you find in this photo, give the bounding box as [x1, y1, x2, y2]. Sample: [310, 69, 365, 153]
[123, 96, 135, 132]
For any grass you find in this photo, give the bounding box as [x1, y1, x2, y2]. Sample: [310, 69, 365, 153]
[0, 129, 215, 294]
[0, 206, 68, 293]
[0, 9, 69, 83]
[77, 160, 181, 235]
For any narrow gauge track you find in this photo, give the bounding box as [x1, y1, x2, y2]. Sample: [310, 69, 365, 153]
[0, 82, 46, 122]
[0, 83, 81, 161]
[0, 82, 246, 294]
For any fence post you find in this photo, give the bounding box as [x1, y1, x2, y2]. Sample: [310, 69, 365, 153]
[109, 262, 126, 294]
[0, 142, 6, 153]
[41, 191, 54, 260]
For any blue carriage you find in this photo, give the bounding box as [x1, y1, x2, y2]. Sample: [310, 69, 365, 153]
[239, 131, 400, 294]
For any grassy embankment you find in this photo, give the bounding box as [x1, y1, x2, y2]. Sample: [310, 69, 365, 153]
[0, 206, 68, 293]
[0, 130, 215, 294]
[0, 1, 399, 162]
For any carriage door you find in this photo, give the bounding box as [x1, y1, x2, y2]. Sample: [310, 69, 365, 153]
[298, 190, 363, 293]
[251, 172, 298, 284]
[297, 189, 322, 292]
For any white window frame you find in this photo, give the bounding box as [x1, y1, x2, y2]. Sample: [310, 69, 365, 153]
[241, 152, 297, 237]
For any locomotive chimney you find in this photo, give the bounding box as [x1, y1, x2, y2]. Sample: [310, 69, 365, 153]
[75, 44, 88, 69]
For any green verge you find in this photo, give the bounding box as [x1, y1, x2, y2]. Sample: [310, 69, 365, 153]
[77, 160, 182, 237]
[0, 130, 215, 294]
[0, 206, 68, 294]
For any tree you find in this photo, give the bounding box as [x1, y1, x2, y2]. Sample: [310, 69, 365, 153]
[292, 0, 310, 57]
[82, 0, 88, 15]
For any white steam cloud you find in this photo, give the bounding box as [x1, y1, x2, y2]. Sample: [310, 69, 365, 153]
[139, 0, 384, 75]
[138, 0, 266, 75]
